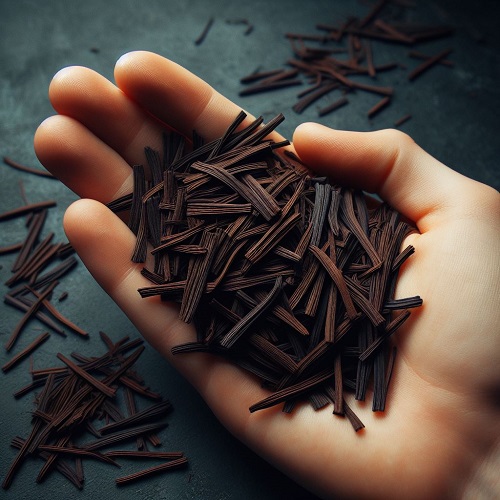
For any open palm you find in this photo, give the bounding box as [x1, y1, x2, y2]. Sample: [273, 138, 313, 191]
[34, 51, 500, 499]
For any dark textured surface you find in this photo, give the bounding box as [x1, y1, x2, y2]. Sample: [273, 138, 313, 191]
[0, 1, 498, 499]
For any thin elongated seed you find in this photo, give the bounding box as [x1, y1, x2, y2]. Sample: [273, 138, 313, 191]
[359, 310, 411, 361]
[220, 277, 283, 348]
[408, 48, 453, 81]
[4, 293, 65, 335]
[2, 332, 50, 373]
[56, 353, 116, 397]
[32, 255, 78, 289]
[12, 210, 48, 271]
[248, 334, 298, 373]
[187, 202, 252, 216]
[359, 0, 387, 28]
[194, 17, 214, 45]
[37, 445, 119, 466]
[179, 230, 220, 323]
[293, 82, 339, 113]
[394, 113, 412, 127]
[244, 212, 302, 265]
[0, 242, 23, 255]
[3, 156, 55, 178]
[240, 68, 283, 83]
[343, 399, 365, 431]
[99, 400, 171, 434]
[5, 281, 58, 351]
[344, 275, 386, 327]
[340, 189, 381, 266]
[367, 96, 391, 118]
[83, 422, 168, 451]
[309, 245, 357, 320]
[383, 296, 422, 310]
[373, 19, 415, 44]
[26, 287, 88, 337]
[310, 183, 330, 247]
[409, 50, 453, 66]
[115, 457, 188, 485]
[391, 245, 415, 272]
[0, 200, 56, 221]
[318, 96, 349, 117]
[249, 368, 334, 413]
[105, 450, 184, 459]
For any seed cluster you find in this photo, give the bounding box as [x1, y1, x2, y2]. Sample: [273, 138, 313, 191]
[0, 188, 86, 366]
[238, 0, 454, 123]
[109, 111, 422, 429]
[0, 164, 187, 491]
[2, 333, 187, 490]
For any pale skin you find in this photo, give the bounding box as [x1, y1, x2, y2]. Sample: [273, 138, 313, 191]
[34, 51, 499, 499]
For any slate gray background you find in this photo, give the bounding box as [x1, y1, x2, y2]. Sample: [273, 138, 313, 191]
[1, 1, 498, 499]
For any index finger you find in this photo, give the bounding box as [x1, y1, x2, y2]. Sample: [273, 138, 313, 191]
[35, 52, 286, 207]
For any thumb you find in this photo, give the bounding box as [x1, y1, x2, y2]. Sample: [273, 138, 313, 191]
[293, 123, 476, 231]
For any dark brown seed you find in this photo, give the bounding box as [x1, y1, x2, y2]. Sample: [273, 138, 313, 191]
[194, 17, 214, 45]
[3, 157, 55, 178]
[408, 48, 453, 81]
[0, 200, 56, 222]
[2, 332, 50, 373]
[367, 96, 391, 118]
[394, 113, 412, 127]
[115, 457, 188, 485]
[5, 282, 58, 351]
[56, 353, 116, 397]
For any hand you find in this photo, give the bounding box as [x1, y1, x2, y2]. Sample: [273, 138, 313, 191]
[34, 51, 500, 499]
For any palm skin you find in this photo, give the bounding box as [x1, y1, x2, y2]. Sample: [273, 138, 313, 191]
[34, 51, 500, 499]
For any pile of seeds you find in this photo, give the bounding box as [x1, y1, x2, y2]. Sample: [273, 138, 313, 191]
[109, 111, 422, 429]
[238, 0, 454, 123]
[2, 332, 187, 490]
